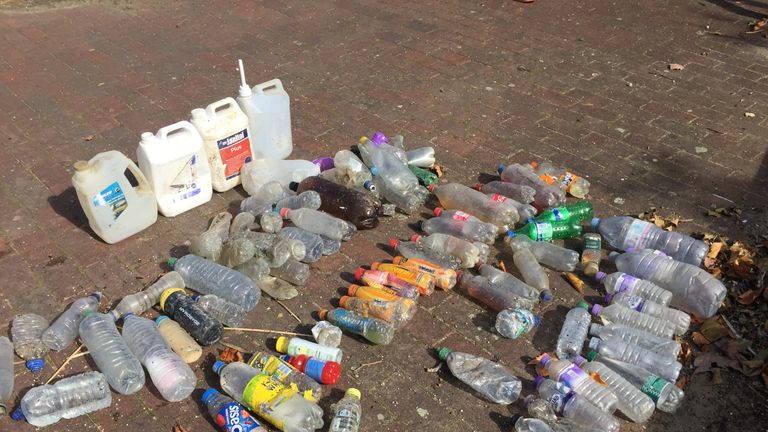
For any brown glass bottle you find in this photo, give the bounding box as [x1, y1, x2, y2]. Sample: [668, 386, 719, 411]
[293, 176, 382, 229]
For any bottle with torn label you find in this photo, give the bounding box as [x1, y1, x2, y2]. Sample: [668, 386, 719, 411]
[437, 347, 521, 404]
[591, 303, 675, 339]
[588, 337, 681, 382]
[538, 354, 618, 413]
[505, 235, 579, 272]
[110, 272, 185, 321]
[460, 273, 537, 312]
[475, 181, 536, 204]
[589, 323, 680, 358]
[555, 301, 592, 361]
[497, 163, 565, 208]
[596, 272, 672, 306]
[43, 292, 101, 351]
[495, 308, 541, 339]
[12, 313, 49, 373]
[574, 356, 655, 423]
[430, 183, 519, 227]
[605, 291, 690, 335]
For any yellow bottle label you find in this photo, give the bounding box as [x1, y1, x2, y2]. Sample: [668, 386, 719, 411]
[376, 263, 434, 294]
[242, 374, 299, 430]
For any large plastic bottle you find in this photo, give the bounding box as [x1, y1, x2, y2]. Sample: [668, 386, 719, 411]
[513, 248, 551, 294]
[155, 316, 202, 363]
[534, 201, 593, 223]
[538, 354, 618, 413]
[437, 347, 521, 404]
[593, 217, 708, 266]
[391, 256, 458, 290]
[248, 352, 323, 400]
[591, 303, 675, 338]
[0, 337, 13, 416]
[509, 220, 583, 242]
[71, 150, 157, 244]
[460, 273, 537, 312]
[78, 311, 145, 395]
[497, 163, 566, 208]
[280, 208, 356, 241]
[202, 388, 267, 432]
[122, 314, 196, 402]
[596, 271, 673, 306]
[589, 323, 680, 358]
[294, 176, 382, 229]
[329, 388, 362, 432]
[370, 172, 428, 215]
[484, 193, 538, 221]
[169, 254, 261, 310]
[431, 183, 520, 227]
[475, 181, 536, 204]
[355, 267, 431, 296]
[319, 309, 395, 345]
[505, 235, 579, 272]
[478, 264, 545, 302]
[12, 313, 49, 373]
[411, 233, 483, 268]
[530, 161, 591, 199]
[110, 272, 185, 321]
[421, 217, 498, 244]
[495, 308, 541, 339]
[214, 361, 323, 432]
[574, 357, 655, 423]
[192, 294, 248, 327]
[588, 337, 681, 382]
[17, 371, 112, 427]
[42, 292, 101, 351]
[612, 249, 726, 318]
[190, 97, 253, 192]
[534, 377, 619, 432]
[339, 296, 416, 329]
[235, 60, 293, 160]
[433, 207, 502, 231]
[389, 239, 462, 270]
[276, 337, 343, 363]
[606, 291, 690, 335]
[241, 159, 319, 195]
[358, 137, 417, 192]
[137, 121, 212, 217]
[555, 301, 592, 361]
[347, 283, 419, 302]
[159, 288, 223, 346]
[281, 355, 341, 385]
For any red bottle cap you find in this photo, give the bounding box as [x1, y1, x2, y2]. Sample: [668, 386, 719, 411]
[389, 239, 400, 249]
[427, 184, 436, 192]
[354, 267, 366, 281]
[279, 208, 290, 218]
[433, 207, 443, 217]
[473, 183, 483, 191]
[290, 354, 309, 371]
[321, 361, 342, 385]
[410, 234, 421, 242]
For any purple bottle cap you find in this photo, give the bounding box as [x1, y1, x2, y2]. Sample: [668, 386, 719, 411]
[539, 353, 552, 366]
[591, 304, 603, 316]
[595, 271, 606, 281]
[312, 157, 334, 172]
[604, 293, 614, 303]
[370, 132, 388, 145]
[625, 247, 635, 253]
[573, 355, 587, 366]
[533, 375, 545, 388]
[10, 408, 25, 421]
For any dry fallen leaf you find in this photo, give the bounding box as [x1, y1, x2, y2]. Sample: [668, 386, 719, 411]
[748, 18, 768, 33]
[701, 316, 731, 342]
[564, 272, 585, 294]
[745, 112, 756, 118]
[83, 134, 95, 142]
[173, 424, 188, 432]
[669, 63, 685, 70]
[219, 347, 244, 363]
[736, 289, 761, 305]
[679, 341, 693, 363]
[692, 331, 711, 347]
[433, 164, 444, 177]
[676, 375, 689, 389]
[710, 368, 723, 385]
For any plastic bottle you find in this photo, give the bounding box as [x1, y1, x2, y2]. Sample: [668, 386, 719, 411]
[405, 147, 435, 167]
[42, 292, 101, 351]
[580, 234, 602, 277]
[525, 395, 559, 424]
[497, 163, 566, 208]
[369, 262, 436, 294]
[391, 256, 458, 290]
[513, 248, 551, 295]
[589, 323, 680, 358]
[611, 249, 726, 318]
[280, 208, 356, 241]
[586, 351, 683, 413]
[530, 161, 591, 198]
[71, 150, 158, 244]
[329, 388, 362, 432]
[122, 314, 196, 402]
[247, 352, 323, 400]
[11, 313, 49, 373]
[596, 272, 673, 306]
[333, 150, 373, 187]
[389, 239, 462, 270]
[319, 234, 342, 255]
[0, 337, 13, 415]
[355, 267, 433, 296]
[475, 181, 536, 204]
[606, 291, 690, 335]
[275, 190, 322, 211]
[78, 311, 145, 395]
[539, 354, 618, 413]
[495, 308, 541, 339]
[214, 361, 323, 432]
[270, 259, 310, 286]
[160, 288, 223, 346]
[411, 233, 483, 268]
[16, 371, 112, 427]
[591, 303, 676, 339]
[478, 264, 545, 302]
[509, 220, 583, 242]
[202, 388, 267, 432]
[241, 159, 319, 195]
[505, 235, 579, 272]
[485, 193, 538, 221]
[555, 301, 592, 361]
[295, 176, 383, 229]
[431, 183, 519, 227]
[347, 283, 419, 302]
[461, 273, 538, 312]
[574, 357, 655, 423]
[319, 309, 395, 345]
[358, 137, 417, 192]
[373, 172, 430, 215]
[281, 355, 341, 385]
[437, 347, 521, 404]
[276, 337, 343, 363]
[535, 201, 594, 223]
[593, 217, 708, 266]
[534, 377, 619, 432]
[433, 207, 496, 227]
[253, 275, 300, 301]
[192, 294, 248, 327]
[259, 210, 284, 233]
[234, 257, 271, 284]
[155, 316, 202, 363]
[279, 227, 324, 263]
[110, 272, 185, 321]
[189, 211, 232, 262]
[169, 254, 261, 310]
[421, 216, 498, 244]
[588, 337, 681, 382]
[339, 296, 416, 328]
[311, 321, 343, 347]
[240, 181, 293, 214]
[513, 417, 552, 432]
[408, 165, 438, 186]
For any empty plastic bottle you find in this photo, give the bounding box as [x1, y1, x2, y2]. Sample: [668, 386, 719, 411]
[279, 227, 324, 263]
[588, 337, 681, 382]
[534, 377, 619, 432]
[611, 249, 726, 318]
[110, 272, 185, 321]
[431, 183, 520, 227]
[42, 293, 101, 351]
[169, 254, 261, 310]
[555, 301, 592, 361]
[606, 291, 690, 335]
[495, 308, 541, 339]
[486, 193, 538, 221]
[525, 395, 559, 424]
[535, 201, 594, 223]
[270, 259, 310, 286]
[234, 256, 270, 281]
[369, 262, 436, 294]
[213, 361, 324, 432]
[155, 316, 202, 363]
[581, 234, 602, 277]
[391, 256, 457, 290]
[347, 283, 419, 302]
[202, 388, 266, 432]
[591, 303, 675, 339]
[190, 212, 232, 262]
[355, 267, 431, 296]
[506, 235, 579, 272]
[329, 388, 362, 432]
[280, 208, 356, 241]
[240, 181, 293, 215]
[160, 288, 223, 345]
[284, 238, 308, 264]
[433, 207, 494, 226]
[339, 296, 416, 329]
[370, 172, 427, 215]
[259, 210, 284, 233]
[574, 357, 655, 423]
[406, 146, 435, 167]
[509, 220, 583, 242]
[12, 313, 49, 373]
[513, 248, 551, 296]
[333, 150, 373, 186]
[539, 354, 618, 413]
[241, 159, 320, 195]
[462, 273, 540, 312]
[587, 352, 683, 413]
[409, 165, 438, 186]
[229, 211, 257, 239]
[389, 239, 461, 270]
[596, 272, 672, 306]
[276, 336, 343, 363]
[79, 311, 145, 395]
[478, 264, 545, 302]
[122, 314, 195, 402]
[281, 355, 341, 384]
[475, 181, 536, 204]
[295, 176, 383, 229]
[248, 352, 323, 400]
[0, 337, 13, 416]
[590, 323, 680, 358]
[530, 161, 591, 199]
[319, 309, 395, 345]
[17, 371, 111, 427]
[497, 164, 565, 208]
[275, 190, 321, 211]
[358, 137, 417, 192]
[319, 234, 342, 255]
[421, 216, 498, 244]
[437, 347, 521, 404]
[411, 233, 483, 268]
[311, 321, 343, 347]
[192, 294, 248, 327]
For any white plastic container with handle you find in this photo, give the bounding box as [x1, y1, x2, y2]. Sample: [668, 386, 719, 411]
[137, 121, 212, 217]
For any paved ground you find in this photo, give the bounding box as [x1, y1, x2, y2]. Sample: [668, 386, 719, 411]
[1, 0, 768, 431]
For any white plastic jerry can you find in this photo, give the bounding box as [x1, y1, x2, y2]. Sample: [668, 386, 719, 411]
[190, 97, 253, 192]
[71, 150, 158, 244]
[236, 59, 293, 160]
[137, 121, 213, 217]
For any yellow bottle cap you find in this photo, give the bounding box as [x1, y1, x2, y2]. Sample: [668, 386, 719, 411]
[346, 388, 361, 399]
[159, 287, 186, 311]
[275, 336, 289, 353]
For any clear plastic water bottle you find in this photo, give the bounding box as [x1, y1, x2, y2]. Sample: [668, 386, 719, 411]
[539, 354, 618, 413]
[495, 308, 541, 339]
[421, 217, 498, 244]
[240, 181, 293, 212]
[42, 293, 101, 351]
[234, 257, 271, 282]
[16, 371, 112, 427]
[122, 314, 196, 402]
[11, 313, 49, 373]
[606, 291, 690, 335]
[478, 264, 545, 302]
[592, 217, 708, 266]
[270, 259, 310, 286]
[247, 351, 323, 400]
[596, 271, 672, 306]
[329, 388, 362, 432]
[370, 171, 427, 214]
[513, 248, 551, 295]
[190, 211, 232, 261]
[78, 311, 145, 395]
[259, 210, 284, 233]
[160, 289, 223, 346]
[431, 183, 520, 227]
[169, 254, 261, 310]
[588, 337, 681, 382]
[279, 227, 324, 263]
[460, 273, 538, 312]
[497, 163, 566, 208]
[574, 357, 655, 423]
[534, 377, 619, 432]
[334, 150, 373, 186]
[505, 235, 579, 272]
[589, 323, 680, 358]
[513, 417, 552, 432]
[389, 238, 462, 270]
[437, 347, 521, 404]
[475, 181, 536, 204]
[311, 321, 343, 347]
[530, 161, 591, 199]
[110, 272, 185, 321]
[192, 294, 248, 327]
[275, 190, 322, 211]
[319, 309, 395, 345]
[555, 301, 592, 361]
[484, 193, 538, 221]
[0, 337, 13, 416]
[411, 233, 482, 268]
[591, 303, 676, 338]
[202, 388, 267, 432]
[280, 208, 356, 241]
[433, 207, 502, 232]
[155, 316, 202, 363]
[524, 395, 558, 424]
[358, 137, 417, 192]
[611, 249, 726, 318]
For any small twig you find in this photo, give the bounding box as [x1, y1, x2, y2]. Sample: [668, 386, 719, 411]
[275, 299, 302, 323]
[712, 193, 735, 204]
[351, 360, 383, 372]
[47, 344, 84, 384]
[224, 327, 312, 337]
[649, 71, 676, 81]
[426, 362, 443, 373]
[706, 127, 725, 135]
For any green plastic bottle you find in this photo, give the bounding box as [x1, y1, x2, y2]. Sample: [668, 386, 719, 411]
[508, 220, 583, 242]
[534, 200, 593, 223]
[408, 165, 438, 187]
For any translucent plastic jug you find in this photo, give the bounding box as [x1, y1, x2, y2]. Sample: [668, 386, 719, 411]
[137, 121, 213, 217]
[72, 151, 157, 244]
[236, 59, 293, 160]
[240, 158, 319, 196]
[190, 97, 253, 192]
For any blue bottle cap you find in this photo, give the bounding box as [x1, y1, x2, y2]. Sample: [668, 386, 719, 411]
[363, 180, 376, 191]
[190, 294, 201, 301]
[590, 217, 600, 229]
[532, 315, 542, 327]
[26, 358, 44, 373]
[506, 230, 516, 238]
[497, 164, 506, 174]
[213, 360, 226, 374]
[201, 388, 219, 404]
[526, 218, 534, 224]
[539, 290, 553, 302]
[10, 407, 25, 421]
[155, 315, 169, 325]
[369, 166, 379, 176]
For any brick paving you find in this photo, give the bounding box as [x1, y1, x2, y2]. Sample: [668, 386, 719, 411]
[1, 0, 767, 431]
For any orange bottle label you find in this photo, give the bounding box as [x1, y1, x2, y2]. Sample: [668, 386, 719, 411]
[393, 257, 456, 290]
[351, 285, 400, 302]
[374, 264, 435, 295]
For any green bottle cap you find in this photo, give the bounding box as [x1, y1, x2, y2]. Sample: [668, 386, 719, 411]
[576, 300, 590, 310]
[586, 351, 598, 362]
[437, 347, 452, 361]
[167, 257, 178, 268]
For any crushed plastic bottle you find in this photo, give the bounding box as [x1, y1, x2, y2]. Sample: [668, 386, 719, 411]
[358, 136, 417, 192]
[606, 291, 690, 335]
[319, 309, 395, 345]
[280, 208, 356, 241]
[110, 272, 185, 321]
[43, 292, 101, 351]
[270, 259, 310, 286]
[202, 388, 267, 432]
[169, 254, 261, 310]
[276, 336, 343, 363]
[339, 296, 416, 329]
[0, 337, 13, 416]
[535, 201, 593, 223]
[495, 308, 540, 339]
[311, 321, 343, 348]
[588, 337, 681, 382]
[433, 207, 503, 232]
[411, 233, 483, 268]
[590, 323, 680, 358]
[193, 294, 248, 327]
[539, 354, 618, 413]
[505, 235, 579, 272]
[355, 267, 432, 296]
[461, 273, 540, 311]
[580, 234, 602, 277]
[530, 161, 591, 198]
[391, 256, 458, 290]
[478, 264, 545, 302]
[592, 302, 676, 339]
[190, 212, 232, 262]
[475, 181, 536, 204]
[369, 262, 436, 295]
[534, 377, 619, 432]
[16, 371, 111, 427]
[437, 347, 521, 404]
[279, 227, 324, 263]
[240, 181, 293, 215]
[160, 288, 223, 346]
[596, 271, 672, 306]
[431, 183, 519, 227]
[513, 247, 551, 295]
[281, 355, 341, 385]
[12, 313, 49, 373]
[513, 417, 552, 432]
[389, 239, 462, 270]
[248, 352, 323, 400]
[555, 301, 592, 361]
[509, 220, 583, 242]
[421, 216, 498, 244]
[295, 176, 383, 229]
[333, 150, 373, 187]
[525, 395, 558, 424]
[233, 256, 269, 281]
[574, 357, 655, 423]
[155, 316, 202, 363]
[275, 190, 321, 211]
[497, 163, 566, 208]
[329, 388, 362, 432]
[347, 283, 420, 302]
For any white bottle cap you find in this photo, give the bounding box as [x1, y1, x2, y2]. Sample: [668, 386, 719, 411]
[588, 337, 601, 351]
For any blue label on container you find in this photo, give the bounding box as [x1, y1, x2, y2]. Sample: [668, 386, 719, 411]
[93, 181, 127, 220]
[216, 402, 261, 432]
[329, 309, 368, 335]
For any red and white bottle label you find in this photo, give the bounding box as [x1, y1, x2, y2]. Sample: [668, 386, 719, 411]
[217, 128, 253, 179]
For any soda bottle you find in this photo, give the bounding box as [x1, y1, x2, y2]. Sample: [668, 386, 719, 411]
[605, 291, 691, 335]
[329, 388, 362, 432]
[275, 336, 343, 363]
[370, 262, 437, 294]
[389, 238, 461, 270]
[477, 264, 545, 302]
[513, 248, 551, 295]
[420, 216, 498, 244]
[460, 273, 537, 312]
[190, 211, 232, 262]
[159, 288, 223, 345]
[319, 309, 395, 345]
[538, 354, 618, 413]
[555, 301, 592, 361]
[110, 272, 185, 320]
[530, 161, 591, 198]
[15, 371, 112, 427]
[508, 220, 583, 242]
[247, 352, 323, 400]
[0, 337, 13, 416]
[274, 190, 321, 211]
[505, 235, 579, 272]
[280, 208, 356, 241]
[497, 164, 565, 208]
[281, 355, 341, 385]
[589, 323, 681, 358]
[294, 176, 383, 229]
[202, 388, 267, 432]
[430, 183, 519, 227]
[311, 321, 343, 347]
[580, 234, 601, 277]
[533, 377, 620, 432]
[495, 308, 541, 339]
[155, 316, 202, 363]
[573, 357, 655, 423]
[338, 296, 417, 328]
[356, 266, 433, 296]
[408, 165, 438, 186]
[596, 271, 673, 306]
[192, 294, 248, 327]
[279, 227, 324, 263]
[437, 347, 521, 404]
[347, 283, 419, 302]
[433, 207, 496, 227]
[11, 313, 49, 373]
[475, 181, 536, 204]
[391, 256, 457, 290]
[169, 254, 261, 310]
[535, 201, 593, 223]
[411, 233, 484, 268]
[588, 337, 682, 382]
[42, 293, 101, 351]
[591, 303, 675, 339]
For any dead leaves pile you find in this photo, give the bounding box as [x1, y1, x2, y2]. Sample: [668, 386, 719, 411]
[699, 233, 766, 304]
[706, 206, 742, 219]
[637, 208, 680, 231]
[219, 347, 245, 363]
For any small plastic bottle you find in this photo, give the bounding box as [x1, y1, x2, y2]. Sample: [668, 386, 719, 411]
[279, 227, 324, 263]
[270, 259, 311, 286]
[534, 377, 619, 432]
[248, 351, 323, 400]
[329, 388, 362, 432]
[347, 283, 419, 302]
[591, 303, 676, 339]
[42, 292, 101, 351]
[275, 190, 322, 211]
[596, 271, 673, 306]
[280, 208, 356, 241]
[12, 313, 49, 373]
[437, 347, 521, 404]
[16, 371, 112, 427]
[159, 288, 223, 346]
[475, 181, 536, 204]
[512, 417, 552, 432]
[190, 212, 232, 261]
[169, 254, 261, 310]
[192, 294, 248, 327]
[484, 193, 538, 221]
[495, 308, 541, 339]
[370, 262, 437, 294]
[371, 173, 427, 215]
[281, 355, 341, 385]
[505, 235, 579, 272]
[539, 354, 618, 413]
[497, 163, 565, 208]
[461, 274, 538, 312]
[202, 388, 267, 432]
[606, 291, 691, 335]
[524, 395, 558, 424]
[411, 233, 482, 268]
[580, 234, 602, 277]
[513, 248, 551, 295]
[574, 356, 655, 423]
[509, 220, 583, 242]
[534, 201, 593, 223]
[355, 267, 431, 296]
[311, 321, 343, 347]
[276, 336, 343, 363]
[431, 183, 519, 227]
[391, 256, 458, 290]
[408, 164, 438, 186]
[319, 309, 396, 345]
[405, 146, 435, 167]
[389, 238, 462, 270]
[421, 216, 498, 244]
[155, 316, 202, 363]
[588, 337, 682, 382]
[555, 301, 592, 361]
[110, 272, 185, 320]
[0, 337, 13, 416]
[478, 264, 545, 302]
[589, 323, 680, 358]
[339, 296, 417, 329]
